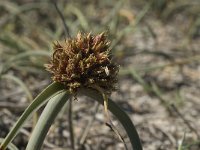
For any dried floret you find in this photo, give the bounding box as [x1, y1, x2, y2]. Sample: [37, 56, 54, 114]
[45, 32, 119, 94]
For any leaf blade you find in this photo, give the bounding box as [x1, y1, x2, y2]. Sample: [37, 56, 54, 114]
[0, 82, 64, 150]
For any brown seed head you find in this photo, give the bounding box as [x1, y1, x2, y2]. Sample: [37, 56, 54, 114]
[45, 32, 119, 94]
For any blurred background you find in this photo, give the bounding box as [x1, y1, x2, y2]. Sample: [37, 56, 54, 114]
[0, 0, 200, 149]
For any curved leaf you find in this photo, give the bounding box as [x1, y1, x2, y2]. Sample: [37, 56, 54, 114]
[0, 138, 18, 150]
[26, 91, 70, 150]
[78, 88, 143, 150]
[0, 82, 64, 150]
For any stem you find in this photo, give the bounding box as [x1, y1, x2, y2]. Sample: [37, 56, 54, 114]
[78, 88, 143, 150]
[90, 85, 128, 149]
[68, 98, 75, 150]
[79, 102, 99, 145]
[52, 1, 71, 38]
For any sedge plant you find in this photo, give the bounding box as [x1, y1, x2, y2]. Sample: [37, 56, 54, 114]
[0, 32, 142, 150]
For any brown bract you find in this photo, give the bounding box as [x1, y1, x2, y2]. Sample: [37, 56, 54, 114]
[45, 32, 119, 94]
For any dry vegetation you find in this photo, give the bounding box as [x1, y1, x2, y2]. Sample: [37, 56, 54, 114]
[0, 0, 200, 149]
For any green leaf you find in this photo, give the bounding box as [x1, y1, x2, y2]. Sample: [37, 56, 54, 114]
[0, 82, 65, 150]
[0, 138, 18, 150]
[26, 91, 70, 150]
[1, 50, 50, 73]
[78, 88, 143, 150]
[1, 74, 33, 102]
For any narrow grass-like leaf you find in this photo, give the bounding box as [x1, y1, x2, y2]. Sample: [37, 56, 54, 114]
[0, 33, 28, 52]
[2, 50, 50, 73]
[129, 69, 151, 92]
[13, 66, 46, 74]
[78, 88, 143, 150]
[1, 74, 38, 127]
[0, 82, 64, 150]
[178, 131, 186, 150]
[26, 91, 70, 150]
[1, 74, 33, 102]
[111, 1, 151, 49]
[0, 138, 18, 150]
[67, 4, 89, 31]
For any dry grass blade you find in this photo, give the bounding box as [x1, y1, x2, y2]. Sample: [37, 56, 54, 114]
[171, 104, 200, 139]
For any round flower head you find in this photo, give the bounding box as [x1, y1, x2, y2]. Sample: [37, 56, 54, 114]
[45, 32, 119, 94]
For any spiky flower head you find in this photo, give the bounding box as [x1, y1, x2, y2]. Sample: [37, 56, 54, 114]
[45, 32, 119, 94]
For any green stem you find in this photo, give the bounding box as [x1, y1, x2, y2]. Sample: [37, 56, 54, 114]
[26, 91, 70, 150]
[78, 88, 143, 150]
[79, 102, 99, 145]
[0, 82, 64, 150]
[68, 98, 75, 150]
